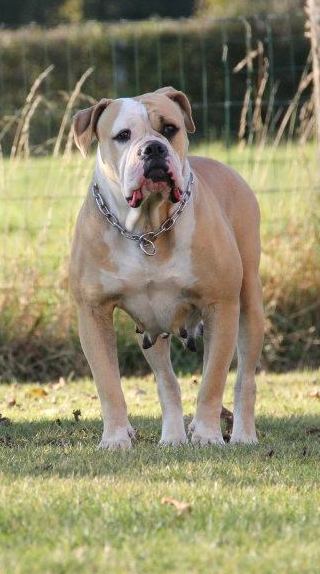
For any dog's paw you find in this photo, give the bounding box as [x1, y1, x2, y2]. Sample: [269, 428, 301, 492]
[190, 420, 225, 446]
[160, 418, 187, 446]
[98, 426, 133, 450]
[229, 432, 258, 445]
[159, 432, 188, 446]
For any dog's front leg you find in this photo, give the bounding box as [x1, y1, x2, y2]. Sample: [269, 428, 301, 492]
[78, 303, 133, 449]
[190, 301, 239, 446]
[137, 335, 187, 445]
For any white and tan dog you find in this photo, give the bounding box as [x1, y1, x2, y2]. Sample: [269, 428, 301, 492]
[70, 87, 264, 449]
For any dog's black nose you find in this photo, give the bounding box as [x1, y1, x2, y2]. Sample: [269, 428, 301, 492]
[139, 140, 168, 159]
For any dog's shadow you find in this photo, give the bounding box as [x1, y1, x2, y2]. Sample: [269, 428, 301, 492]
[1, 414, 319, 482]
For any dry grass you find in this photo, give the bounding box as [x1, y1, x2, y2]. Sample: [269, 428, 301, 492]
[0, 141, 319, 381]
[0, 43, 319, 380]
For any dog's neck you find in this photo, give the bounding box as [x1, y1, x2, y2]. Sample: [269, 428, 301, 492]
[94, 148, 191, 233]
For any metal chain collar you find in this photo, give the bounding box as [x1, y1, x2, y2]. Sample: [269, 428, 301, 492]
[92, 172, 194, 256]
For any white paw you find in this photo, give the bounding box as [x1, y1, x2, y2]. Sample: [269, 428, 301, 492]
[159, 432, 188, 446]
[160, 418, 187, 446]
[190, 420, 225, 446]
[230, 433, 258, 445]
[98, 426, 133, 450]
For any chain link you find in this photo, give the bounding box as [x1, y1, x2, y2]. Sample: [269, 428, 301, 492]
[92, 173, 194, 256]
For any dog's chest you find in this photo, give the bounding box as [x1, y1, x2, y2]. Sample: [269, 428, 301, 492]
[100, 235, 196, 334]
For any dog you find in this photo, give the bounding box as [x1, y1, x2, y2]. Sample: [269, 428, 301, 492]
[70, 86, 264, 449]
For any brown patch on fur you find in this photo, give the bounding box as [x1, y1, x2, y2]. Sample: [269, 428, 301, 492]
[137, 94, 188, 160]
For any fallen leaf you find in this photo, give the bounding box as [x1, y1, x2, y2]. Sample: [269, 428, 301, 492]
[306, 427, 320, 435]
[161, 497, 192, 515]
[26, 387, 48, 399]
[73, 409, 81, 422]
[7, 398, 16, 408]
[0, 414, 11, 426]
[308, 390, 320, 399]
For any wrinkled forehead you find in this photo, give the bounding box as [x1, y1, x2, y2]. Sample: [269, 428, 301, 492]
[97, 98, 147, 138]
[137, 93, 185, 128]
[97, 94, 184, 138]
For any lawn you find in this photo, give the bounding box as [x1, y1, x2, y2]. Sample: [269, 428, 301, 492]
[0, 371, 319, 573]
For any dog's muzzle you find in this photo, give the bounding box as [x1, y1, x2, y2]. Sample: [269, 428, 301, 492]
[127, 139, 182, 208]
[139, 140, 169, 183]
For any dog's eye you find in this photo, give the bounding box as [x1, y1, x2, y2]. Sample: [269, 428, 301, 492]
[113, 129, 131, 143]
[162, 124, 179, 140]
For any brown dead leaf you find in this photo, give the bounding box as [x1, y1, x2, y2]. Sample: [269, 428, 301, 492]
[308, 390, 320, 399]
[7, 397, 16, 408]
[306, 427, 320, 435]
[0, 413, 11, 426]
[161, 497, 192, 516]
[26, 387, 48, 399]
[73, 409, 81, 422]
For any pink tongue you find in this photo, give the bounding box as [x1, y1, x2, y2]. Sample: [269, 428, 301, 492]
[129, 189, 142, 207]
[172, 187, 182, 202]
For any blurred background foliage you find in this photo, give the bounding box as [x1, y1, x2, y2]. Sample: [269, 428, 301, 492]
[0, 15, 309, 153]
[0, 0, 305, 27]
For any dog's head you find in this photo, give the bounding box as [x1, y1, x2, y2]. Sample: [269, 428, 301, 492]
[73, 87, 195, 207]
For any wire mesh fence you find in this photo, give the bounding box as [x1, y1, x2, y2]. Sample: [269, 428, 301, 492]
[0, 12, 313, 153]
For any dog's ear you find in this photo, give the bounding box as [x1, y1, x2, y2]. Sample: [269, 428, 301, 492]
[73, 98, 111, 157]
[155, 86, 195, 133]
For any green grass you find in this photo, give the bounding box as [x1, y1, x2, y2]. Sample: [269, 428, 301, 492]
[0, 371, 320, 573]
[0, 141, 319, 379]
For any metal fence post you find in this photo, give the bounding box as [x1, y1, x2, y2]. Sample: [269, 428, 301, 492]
[200, 32, 208, 139]
[307, 0, 320, 160]
[222, 26, 231, 149]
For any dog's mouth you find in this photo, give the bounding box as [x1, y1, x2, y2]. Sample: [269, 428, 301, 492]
[127, 162, 182, 208]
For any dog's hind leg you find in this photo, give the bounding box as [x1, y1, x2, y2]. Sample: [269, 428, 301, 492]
[78, 303, 133, 449]
[230, 275, 264, 444]
[189, 301, 239, 446]
[137, 335, 187, 445]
